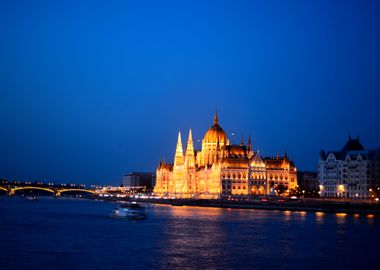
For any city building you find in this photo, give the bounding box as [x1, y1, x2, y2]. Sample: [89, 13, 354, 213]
[297, 171, 319, 197]
[263, 155, 298, 194]
[154, 114, 297, 198]
[318, 136, 380, 199]
[123, 172, 156, 192]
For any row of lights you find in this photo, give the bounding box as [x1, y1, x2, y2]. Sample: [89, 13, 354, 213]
[1, 180, 86, 188]
[319, 185, 380, 198]
[319, 185, 380, 192]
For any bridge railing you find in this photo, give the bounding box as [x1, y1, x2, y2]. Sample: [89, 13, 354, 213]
[0, 186, 97, 197]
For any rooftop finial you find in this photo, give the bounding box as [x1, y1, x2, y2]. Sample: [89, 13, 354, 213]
[214, 110, 218, 124]
[248, 134, 252, 151]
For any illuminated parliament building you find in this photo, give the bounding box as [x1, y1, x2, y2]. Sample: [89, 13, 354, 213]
[154, 114, 297, 198]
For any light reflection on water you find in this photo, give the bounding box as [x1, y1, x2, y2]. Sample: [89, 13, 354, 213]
[162, 207, 226, 269]
[1, 197, 380, 270]
[315, 211, 325, 224]
[336, 212, 347, 225]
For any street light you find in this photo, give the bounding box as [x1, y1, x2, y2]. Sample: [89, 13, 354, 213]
[338, 184, 345, 198]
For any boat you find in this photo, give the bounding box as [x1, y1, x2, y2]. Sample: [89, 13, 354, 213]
[25, 196, 37, 201]
[111, 202, 147, 220]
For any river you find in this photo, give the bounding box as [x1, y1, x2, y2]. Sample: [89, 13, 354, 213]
[0, 196, 379, 269]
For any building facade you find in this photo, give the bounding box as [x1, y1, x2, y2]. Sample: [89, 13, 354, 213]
[297, 171, 319, 196]
[123, 172, 156, 192]
[154, 114, 297, 198]
[318, 136, 380, 199]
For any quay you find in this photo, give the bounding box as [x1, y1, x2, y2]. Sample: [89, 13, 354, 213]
[100, 197, 380, 215]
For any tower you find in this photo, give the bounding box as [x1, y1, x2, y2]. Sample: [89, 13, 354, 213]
[185, 129, 196, 194]
[174, 131, 184, 167]
[173, 131, 185, 194]
[185, 129, 195, 168]
[247, 134, 253, 159]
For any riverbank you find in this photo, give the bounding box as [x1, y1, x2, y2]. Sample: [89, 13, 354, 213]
[4, 194, 379, 215]
[100, 197, 380, 215]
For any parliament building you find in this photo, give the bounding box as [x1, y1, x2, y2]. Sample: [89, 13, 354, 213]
[154, 114, 297, 198]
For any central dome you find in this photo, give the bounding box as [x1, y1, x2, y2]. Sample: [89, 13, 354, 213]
[203, 113, 229, 143]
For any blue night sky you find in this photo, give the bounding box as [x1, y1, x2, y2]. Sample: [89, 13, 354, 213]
[1, 0, 379, 185]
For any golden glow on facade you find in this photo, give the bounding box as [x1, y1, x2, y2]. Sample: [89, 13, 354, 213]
[154, 113, 298, 198]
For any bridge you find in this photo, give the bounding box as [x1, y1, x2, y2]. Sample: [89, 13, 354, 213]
[0, 185, 96, 197]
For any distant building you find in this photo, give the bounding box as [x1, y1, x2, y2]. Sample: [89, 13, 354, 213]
[123, 172, 156, 192]
[318, 136, 380, 199]
[154, 113, 298, 198]
[297, 171, 319, 194]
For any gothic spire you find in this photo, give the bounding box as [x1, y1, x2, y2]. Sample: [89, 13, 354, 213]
[186, 129, 194, 153]
[248, 134, 252, 151]
[185, 129, 195, 167]
[176, 131, 183, 155]
[240, 135, 244, 146]
[174, 131, 184, 166]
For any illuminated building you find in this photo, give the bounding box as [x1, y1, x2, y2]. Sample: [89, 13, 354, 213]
[318, 136, 380, 199]
[154, 113, 298, 198]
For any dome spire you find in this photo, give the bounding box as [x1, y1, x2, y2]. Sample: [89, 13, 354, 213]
[214, 111, 218, 124]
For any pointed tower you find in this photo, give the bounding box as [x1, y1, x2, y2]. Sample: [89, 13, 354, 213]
[174, 131, 184, 167]
[185, 129, 195, 167]
[173, 131, 185, 194]
[247, 134, 253, 158]
[240, 135, 244, 146]
[214, 111, 219, 124]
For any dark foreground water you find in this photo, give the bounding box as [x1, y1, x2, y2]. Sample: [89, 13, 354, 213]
[1, 197, 379, 270]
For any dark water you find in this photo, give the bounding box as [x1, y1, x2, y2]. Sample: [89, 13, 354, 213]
[1, 197, 379, 270]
